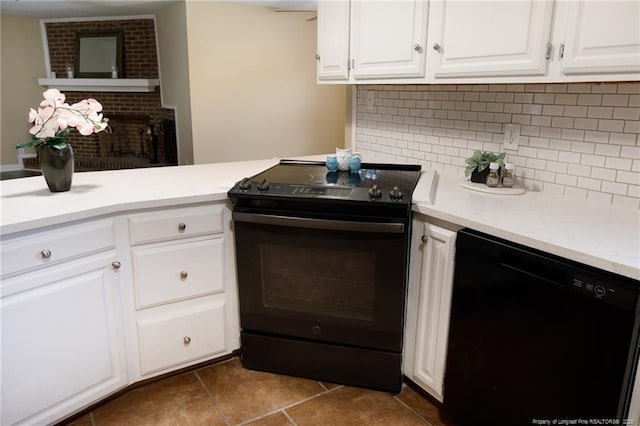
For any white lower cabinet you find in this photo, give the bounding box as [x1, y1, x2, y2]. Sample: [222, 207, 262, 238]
[1, 252, 127, 426]
[123, 202, 239, 382]
[0, 201, 240, 425]
[404, 216, 460, 401]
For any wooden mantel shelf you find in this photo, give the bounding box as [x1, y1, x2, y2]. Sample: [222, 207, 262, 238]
[37, 78, 160, 93]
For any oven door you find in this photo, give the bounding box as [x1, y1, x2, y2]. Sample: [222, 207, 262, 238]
[232, 211, 410, 353]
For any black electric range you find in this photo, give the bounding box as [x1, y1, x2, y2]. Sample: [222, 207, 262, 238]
[227, 159, 423, 394]
[228, 159, 422, 218]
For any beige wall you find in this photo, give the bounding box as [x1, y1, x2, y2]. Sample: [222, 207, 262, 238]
[1, 16, 47, 166]
[155, 1, 194, 165]
[1, 2, 347, 167]
[185, 1, 346, 164]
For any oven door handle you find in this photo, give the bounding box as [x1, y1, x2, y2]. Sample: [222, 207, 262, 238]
[232, 212, 405, 234]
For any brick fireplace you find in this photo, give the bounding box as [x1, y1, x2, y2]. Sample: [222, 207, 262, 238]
[25, 17, 177, 171]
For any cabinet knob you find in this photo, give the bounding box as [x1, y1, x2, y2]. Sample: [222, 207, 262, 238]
[112, 261, 122, 270]
[414, 43, 423, 53]
[421, 235, 428, 243]
[315, 54, 320, 61]
[40, 249, 52, 259]
[180, 271, 188, 280]
[183, 336, 191, 346]
[432, 43, 442, 52]
[178, 223, 186, 232]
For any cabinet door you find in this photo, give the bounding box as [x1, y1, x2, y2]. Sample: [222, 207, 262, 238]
[317, 0, 351, 81]
[429, 0, 554, 78]
[1, 253, 127, 426]
[404, 220, 456, 401]
[350, 0, 428, 79]
[560, 0, 640, 75]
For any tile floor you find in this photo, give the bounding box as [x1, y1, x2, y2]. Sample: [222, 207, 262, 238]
[61, 357, 451, 426]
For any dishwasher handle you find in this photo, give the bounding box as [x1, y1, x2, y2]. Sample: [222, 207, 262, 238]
[499, 250, 569, 288]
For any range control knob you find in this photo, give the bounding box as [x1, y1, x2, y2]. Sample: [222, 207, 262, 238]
[257, 179, 270, 191]
[238, 177, 252, 190]
[389, 186, 403, 201]
[368, 184, 382, 199]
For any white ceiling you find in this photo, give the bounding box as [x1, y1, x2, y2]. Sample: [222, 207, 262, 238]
[0, 0, 317, 19]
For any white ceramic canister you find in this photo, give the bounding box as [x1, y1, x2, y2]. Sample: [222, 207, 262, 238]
[336, 147, 352, 171]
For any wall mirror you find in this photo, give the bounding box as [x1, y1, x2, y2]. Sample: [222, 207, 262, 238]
[74, 31, 123, 78]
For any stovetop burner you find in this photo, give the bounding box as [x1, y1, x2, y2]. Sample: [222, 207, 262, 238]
[228, 159, 422, 206]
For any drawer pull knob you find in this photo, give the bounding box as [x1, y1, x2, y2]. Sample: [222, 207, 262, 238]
[433, 43, 442, 52]
[112, 261, 122, 270]
[183, 336, 191, 346]
[40, 249, 52, 259]
[180, 271, 188, 280]
[421, 235, 428, 243]
[178, 223, 187, 232]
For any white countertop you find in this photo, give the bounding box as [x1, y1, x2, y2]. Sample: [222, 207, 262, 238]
[2, 160, 638, 280]
[413, 173, 640, 281]
[0, 158, 279, 235]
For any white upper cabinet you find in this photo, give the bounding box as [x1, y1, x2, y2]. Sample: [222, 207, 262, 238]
[317, 0, 351, 81]
[350, 0, 428, 79]
[317, 0, 429, 82]
[428, 0, 554, 78]
[559, 0, 640, 75]
[317, 0, 640, 83]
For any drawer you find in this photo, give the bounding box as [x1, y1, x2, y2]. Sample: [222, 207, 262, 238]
[137, 301, 227, 375]
[132, 237, 224, 309]
[128, 204, 224, 246]
[0, 219, 115, 278]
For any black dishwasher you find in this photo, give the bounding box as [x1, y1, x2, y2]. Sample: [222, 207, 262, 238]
[443, 228, 640, 426]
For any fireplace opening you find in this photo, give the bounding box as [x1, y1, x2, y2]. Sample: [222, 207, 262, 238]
[22, 114, 177, 172]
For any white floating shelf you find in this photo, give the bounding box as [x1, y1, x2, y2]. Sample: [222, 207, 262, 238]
[37, 78, 160, 93]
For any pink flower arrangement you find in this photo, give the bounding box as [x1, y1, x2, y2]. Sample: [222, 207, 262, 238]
[16, 89, 109, 150]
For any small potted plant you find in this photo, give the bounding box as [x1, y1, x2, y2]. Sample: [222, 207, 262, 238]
[465, 150, 506, 183]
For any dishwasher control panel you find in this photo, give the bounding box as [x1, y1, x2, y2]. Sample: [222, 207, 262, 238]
[572, 272, 637, 311]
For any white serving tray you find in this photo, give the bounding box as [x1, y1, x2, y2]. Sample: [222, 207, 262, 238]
[460, 180, 525, 195]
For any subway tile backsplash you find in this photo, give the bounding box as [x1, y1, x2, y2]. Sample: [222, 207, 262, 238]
[354, 83, 640, 209]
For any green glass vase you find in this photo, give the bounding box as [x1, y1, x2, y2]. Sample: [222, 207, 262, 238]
[38, 144, 74, 192]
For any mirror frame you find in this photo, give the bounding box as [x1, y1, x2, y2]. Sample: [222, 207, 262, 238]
[74, 31, 123, 78]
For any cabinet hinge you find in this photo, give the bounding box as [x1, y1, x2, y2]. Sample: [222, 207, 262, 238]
[545, 43, 553, 60]
[559, 43, 565, 59]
